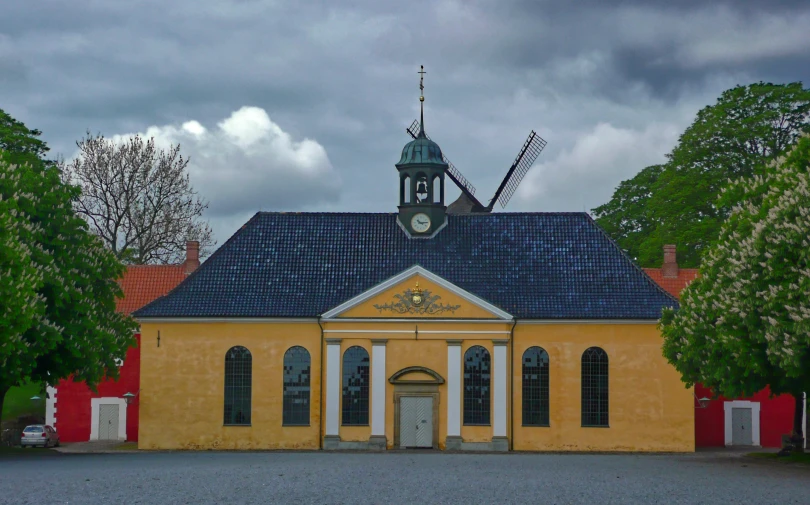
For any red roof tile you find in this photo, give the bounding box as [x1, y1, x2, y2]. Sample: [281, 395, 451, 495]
[117, 265, 187, 315]
[643, 268, 700, 299]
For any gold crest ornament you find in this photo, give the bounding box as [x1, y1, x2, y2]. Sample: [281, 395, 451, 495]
[411, 282, 424, 306]
[373, 280, 460, 315]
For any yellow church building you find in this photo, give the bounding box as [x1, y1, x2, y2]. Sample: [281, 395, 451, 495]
[133, 81, 694, 452]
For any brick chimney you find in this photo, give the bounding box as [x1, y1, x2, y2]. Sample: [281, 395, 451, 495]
[662, 244, 678, 278]
[184, 240, 200, 274]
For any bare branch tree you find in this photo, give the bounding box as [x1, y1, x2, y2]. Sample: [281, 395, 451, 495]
[62, 132, 215, 264]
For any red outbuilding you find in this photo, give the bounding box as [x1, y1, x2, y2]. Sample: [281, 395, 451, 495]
[48, 242, 199, 442]
[645, 245, 806, 448]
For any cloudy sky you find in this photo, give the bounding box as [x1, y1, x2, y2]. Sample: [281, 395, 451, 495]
[3, 0, 810, 245]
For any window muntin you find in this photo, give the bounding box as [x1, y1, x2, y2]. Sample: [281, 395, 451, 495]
[283, 346, 311, 426]
[224, 346, 252, 425]
[522, 346, 550, 426]
[342, 346, 370, 426]
[463, 345, 491, 425]
[581, 346, 609, 427]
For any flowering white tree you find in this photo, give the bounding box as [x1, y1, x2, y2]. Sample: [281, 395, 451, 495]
[0, 135, 136, 420]
[661, 134, 810, 446]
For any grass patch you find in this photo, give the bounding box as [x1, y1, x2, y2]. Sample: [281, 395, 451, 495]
[747, 451, 810, 465]
[0, 445, 49, 456]
[114, 442, 139, 451]
[2, 382, 45, 422]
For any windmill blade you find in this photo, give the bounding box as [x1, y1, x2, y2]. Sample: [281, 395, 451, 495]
[405, 120, 481, 203]
[488, 130, 547, 210]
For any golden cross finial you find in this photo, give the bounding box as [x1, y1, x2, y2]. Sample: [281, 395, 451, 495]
[418, 65, 426, 100]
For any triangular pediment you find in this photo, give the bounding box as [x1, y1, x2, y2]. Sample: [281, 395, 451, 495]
[322, 266, 512, 320]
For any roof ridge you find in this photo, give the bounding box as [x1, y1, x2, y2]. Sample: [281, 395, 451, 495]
[254, 211, 590, 216]
[125, 264, 186, 269]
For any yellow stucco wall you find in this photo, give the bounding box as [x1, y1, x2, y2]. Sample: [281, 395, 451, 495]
[137, 276, 693, 452]
[138, 322, 322, 450]
[511, 323, 694, 452]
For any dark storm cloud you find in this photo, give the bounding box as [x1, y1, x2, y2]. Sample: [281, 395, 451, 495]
[2, 0, 810, 241]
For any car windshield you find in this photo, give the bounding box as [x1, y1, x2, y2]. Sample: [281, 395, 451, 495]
[24, 426, 44, 433]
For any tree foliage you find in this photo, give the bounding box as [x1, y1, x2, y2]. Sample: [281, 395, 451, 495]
[594, 82, 810, 267]
[0, 110, 137, 418]
[590, 164, 663, 261]
[660, 134, 810, 439]
[62, 132, 214, 264]
[0, 109, 51, 165]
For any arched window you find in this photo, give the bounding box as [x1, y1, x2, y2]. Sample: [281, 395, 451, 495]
[402, 175, 411, 204]
[342, 346, 370, 425]
[224, 346, 252, 425]
[522, 347, 549, 426]
[463, 345, 491, 425]
[433, 175, 442, 204]
[581, 347, 609, 427]
[283, 346, 311, 426]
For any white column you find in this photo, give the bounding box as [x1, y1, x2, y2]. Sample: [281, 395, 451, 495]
[493, 340, 508, 438]
[446, 340, 462, 437]
[325, 339, 342, 436]
[46, 385, 57, 427]
[803, 392, 807, 449]
[371, 340, 387, 436]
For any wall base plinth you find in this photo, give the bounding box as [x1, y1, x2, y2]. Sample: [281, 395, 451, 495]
[368, 435, 387, 450]
[445, 436, 462, 450]
[491, 436, 509, 452]
[323, 435, 340, 450]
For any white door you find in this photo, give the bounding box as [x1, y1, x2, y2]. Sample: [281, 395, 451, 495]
[414, 397, 433, 448]
[400, 397, 417, 448]
[400, 397, 433, 448]
[98, 404, 120, 440]
[731, 407, 753, 446]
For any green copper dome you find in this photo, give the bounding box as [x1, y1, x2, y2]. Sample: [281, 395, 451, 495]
[398, 134, 446, 165]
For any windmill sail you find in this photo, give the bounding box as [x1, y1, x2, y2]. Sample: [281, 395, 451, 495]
[488, 131, 547, 210]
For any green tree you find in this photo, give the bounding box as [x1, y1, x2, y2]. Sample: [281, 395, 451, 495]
[591, 164, 663, 261]
[661, 134, 810, 446]
[0, 110, 136, 419]
[594, 82, 810, 267]
[0, 109, 51, 165]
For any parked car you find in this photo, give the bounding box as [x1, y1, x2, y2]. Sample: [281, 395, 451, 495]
[21, 425, 60, 448]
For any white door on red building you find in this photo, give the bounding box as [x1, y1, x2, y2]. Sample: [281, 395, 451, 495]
[731, 408, 753, 446]
[98, 404, 120, 440]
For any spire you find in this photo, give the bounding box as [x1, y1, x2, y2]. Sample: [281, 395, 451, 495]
[418, 65, 426, 138]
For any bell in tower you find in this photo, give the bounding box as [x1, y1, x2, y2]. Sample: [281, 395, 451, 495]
[396, 66, 448, 238]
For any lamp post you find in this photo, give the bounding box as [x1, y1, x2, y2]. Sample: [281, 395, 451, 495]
[29, 396, 45, 424]
[694, 392, 711, 409]
[122, 390, 140, 405]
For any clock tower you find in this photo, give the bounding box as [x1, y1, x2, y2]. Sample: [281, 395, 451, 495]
[396, 66, 447, 238]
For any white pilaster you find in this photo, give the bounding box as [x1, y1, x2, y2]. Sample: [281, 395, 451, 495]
[46, 385, 57, 427]
[447, 341, 462, 437]
[371, 340, 387, 436]
[493, 341, 508, 437]
[325, 339, 342, 436]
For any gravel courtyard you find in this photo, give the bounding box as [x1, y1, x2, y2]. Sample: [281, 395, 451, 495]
[1, 450, 808, 505]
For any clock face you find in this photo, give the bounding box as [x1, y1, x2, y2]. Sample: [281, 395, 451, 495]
[411, 213, 431, 233]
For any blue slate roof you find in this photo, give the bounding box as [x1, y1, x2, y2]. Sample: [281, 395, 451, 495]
[133, 212, 677, 319]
